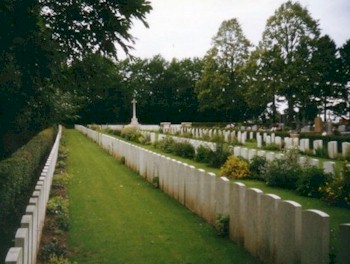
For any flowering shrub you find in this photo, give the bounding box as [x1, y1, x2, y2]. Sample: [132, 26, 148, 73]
[220, 155, 250, 179]
[248, 156, 267, 181]
[263, 149, 302, 189]
[194, 145, 213, 163]
[120, 126, 141, 142]
[296, 166, 331, 198]
[319, 163, 350, 208]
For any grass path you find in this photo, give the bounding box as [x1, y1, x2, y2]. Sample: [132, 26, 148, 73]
[66, 130, 259, 264]
[105, 132, 350, 253]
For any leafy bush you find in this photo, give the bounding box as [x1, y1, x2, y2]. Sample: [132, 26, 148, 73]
[208, 145, 230, 168]
[182, 132, 193, 138]
[152, 176, 159, 188]
[154, 137, 176, 153]
[211, 134, 225, 143]
[172, 142, 195, 159]
[264, 143, 280, 151]
[120, 126, 141, 142]
[138, 134, 151, 145]
[249, 156, 267, 181]
[47, 196, 69, 231]
[296, 166, 331, 198]
[194, 145, 213, 163]
[214, 214, 229, 237]
[40, 239, 67, 261]
[220, 155, 250, 179]
[264, 149, 302, 189]
[48, 255, 77, 264]
[320, 163, 350, 208]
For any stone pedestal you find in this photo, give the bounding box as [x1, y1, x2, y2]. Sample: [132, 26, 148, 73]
[314, 117, 323, 133]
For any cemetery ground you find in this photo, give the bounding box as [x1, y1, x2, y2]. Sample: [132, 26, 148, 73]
[65, 129, 260, 263]
[105, 131, 350, 256]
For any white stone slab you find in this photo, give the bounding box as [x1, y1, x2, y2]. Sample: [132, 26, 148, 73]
[276, 200, 302, 264]
[301, 210, 329, 264]
[244, 188, 263, 257]
[229, 182, 246, 245]
[259, 194, 281, 263]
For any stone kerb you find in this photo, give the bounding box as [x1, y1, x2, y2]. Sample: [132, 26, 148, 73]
[5, 247, 22, 264]
[257, 134, 262, 148]
[15, 228, 28, 264]
[310, 158, 320, 167]
[138, 148, 146, 178]
[284, 137, 292, 149]
[33, 187, 44, 232]
[266, 152, 275, 161]
[215, 177, 230, 216]
[266, 135, 271, 145]
[203, 172, 217, 224]
[181, 163, 190, 205]
[257, 150, 266, 158]
[244, 188, 263, 257]
[275, 136, 282, 148]
[25, 205, 37, 262]
[233, 146, 241, 157]
[301, 210, 329, 264]
[342, 142, 350, 157]
[184, 165, 197, 213]
[159, 156, 170, 193]
[174, 161, 184, 203]
[193, 168, 203, 216]
[328, 141, 338, 159]
[195, 169, 206, 217]
[313, 139, 323, 154]
[259, 194, 280, 263]
[29, 197, 40, 248]
[248, 149, 256, 161]
[170, 158, 179, 199]
[323, 161, 335, 175]
[276, 200, 302, 264]
[20, 215, 32, 264]
[240, 148, 249, 160]
[229, 182, 246, 245]
[338, 224, 350, 264]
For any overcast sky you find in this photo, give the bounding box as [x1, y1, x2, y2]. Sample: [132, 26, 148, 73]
[122, 0, 350, 60]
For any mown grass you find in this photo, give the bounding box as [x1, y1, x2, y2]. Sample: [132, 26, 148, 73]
[66, 130, 259, 264]
[107, 132, 350, 255]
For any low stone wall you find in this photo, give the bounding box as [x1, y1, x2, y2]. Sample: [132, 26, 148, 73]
[75, 125, 349, 264]
[5, 126, 62, 264]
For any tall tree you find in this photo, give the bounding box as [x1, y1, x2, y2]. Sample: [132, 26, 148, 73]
[310, 35, 342, 121]
[60, 53, 127, 124]
[243, 47, 285, 123]
[337, 39, 350, 119]
[195, 18, 252, 121]
[0, 0, 152, 157]
[259, 1, 320, 127]
[40, 0, 152, 59]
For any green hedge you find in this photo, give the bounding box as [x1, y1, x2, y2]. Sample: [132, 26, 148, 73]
[0, 127, 56, 261]
[299, 133, 350, 151]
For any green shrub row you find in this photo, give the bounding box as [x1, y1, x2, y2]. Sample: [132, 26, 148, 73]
[154, 138, 230, 168]
[220, 149, 350, 208]
[0, 127, 56, 260]
[38, 132, 75, 264]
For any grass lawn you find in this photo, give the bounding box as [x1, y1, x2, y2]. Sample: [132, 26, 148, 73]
[105, 131, 350, 255]
[66, 130, 260, 264]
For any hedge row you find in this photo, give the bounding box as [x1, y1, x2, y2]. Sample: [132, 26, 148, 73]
[0, 127, 56, 260]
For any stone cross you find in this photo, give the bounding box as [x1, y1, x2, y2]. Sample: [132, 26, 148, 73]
[132, 99, 137, 119]
[130, 98, 139, 126]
